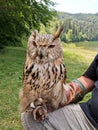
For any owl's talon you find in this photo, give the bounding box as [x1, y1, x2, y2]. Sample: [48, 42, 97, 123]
[33, 105, 47, 121]
[30, 102, 35, 108]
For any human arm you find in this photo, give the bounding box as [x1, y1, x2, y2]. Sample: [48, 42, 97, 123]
[63, 76, 94, 105]
[62, 54, 98, 105]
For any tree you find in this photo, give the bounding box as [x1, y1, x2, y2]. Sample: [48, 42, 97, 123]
[0, 0, 56, 48]
[66, 29, 73, 42]
[61, 33, 66, 42]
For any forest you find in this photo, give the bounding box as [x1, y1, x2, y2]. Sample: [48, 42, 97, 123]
[41, 12, 98, 43]
[57, 12, 98, 42]
[0, 0, 98, 48]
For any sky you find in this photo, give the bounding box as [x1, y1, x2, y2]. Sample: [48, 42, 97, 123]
[52, 0, 98, 14]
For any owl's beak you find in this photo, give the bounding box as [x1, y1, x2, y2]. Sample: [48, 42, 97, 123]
[39, 49, 44, 59]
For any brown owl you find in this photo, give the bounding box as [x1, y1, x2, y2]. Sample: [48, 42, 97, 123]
[19, 25, 67, 120]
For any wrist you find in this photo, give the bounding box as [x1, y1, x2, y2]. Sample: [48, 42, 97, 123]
[63, 76, 94, 104]
[70, 79, 87, 102]
[78, 76, 94, 92]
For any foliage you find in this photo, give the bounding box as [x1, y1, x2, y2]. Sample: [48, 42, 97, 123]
[0, 44, 98, 129]
[0, 0, 56, 48]
[1, 1, 98, 48]
[57, 12, 98, 42]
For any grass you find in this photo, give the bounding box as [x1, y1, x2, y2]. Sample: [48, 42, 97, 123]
[75, 41, 98, 50]
[0, 44, 98, 129]
[0, 47, 26, 130]
[62, 43, 98, 80]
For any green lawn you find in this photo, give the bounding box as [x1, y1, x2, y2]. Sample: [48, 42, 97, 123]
[75, 41, 98, 50]
[0, 45, 97, 129]
[0, 47, 26, 130]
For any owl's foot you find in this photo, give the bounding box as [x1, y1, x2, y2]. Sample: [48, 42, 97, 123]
[33, 105, 47, 121]
[30, 98, 47, 121]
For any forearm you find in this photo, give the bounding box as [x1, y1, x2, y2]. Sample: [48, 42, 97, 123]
[63, 76, 94, 104]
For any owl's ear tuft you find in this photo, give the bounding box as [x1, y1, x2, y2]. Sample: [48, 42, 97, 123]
[53, 24, 64, 41]
[31, 30, 38, 39]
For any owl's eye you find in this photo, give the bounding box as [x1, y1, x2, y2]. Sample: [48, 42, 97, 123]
[48, 45, 55, 48]
[32, 41, 37, 47]
[43, 45, 47, 47]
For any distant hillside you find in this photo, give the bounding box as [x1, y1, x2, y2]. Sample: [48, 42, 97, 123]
[58, 12, 98, 24]
[55, 12, 98, 42]
[40, 12, 98, 43]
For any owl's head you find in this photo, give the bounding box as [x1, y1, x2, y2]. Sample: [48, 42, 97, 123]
[27, 25, 64, 64]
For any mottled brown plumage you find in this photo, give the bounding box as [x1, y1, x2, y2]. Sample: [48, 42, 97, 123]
[20, 25, 67, 119]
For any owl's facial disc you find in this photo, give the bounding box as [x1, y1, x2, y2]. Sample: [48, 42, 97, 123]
[29, 33, 62, 63]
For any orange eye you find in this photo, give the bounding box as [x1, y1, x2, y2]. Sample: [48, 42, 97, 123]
[48, 45, 55, 48]
[32, 41, 37, 47]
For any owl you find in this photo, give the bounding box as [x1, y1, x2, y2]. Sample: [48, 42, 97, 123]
[20, 25, 67, 120]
